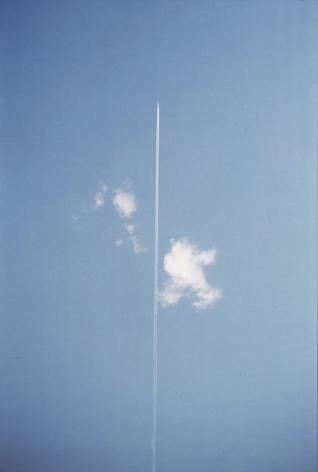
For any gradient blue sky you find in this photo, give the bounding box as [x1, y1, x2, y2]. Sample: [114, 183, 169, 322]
[0, 1, 317, 471]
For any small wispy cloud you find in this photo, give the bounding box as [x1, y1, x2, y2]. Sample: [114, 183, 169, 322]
[93, 184, 108, 210]
[73, 179, 145, 255]
[94, 191, 105, 209]
[125, 222, 145, 254]
[113, 186, 145, 254]
[159, 238, 222, 310]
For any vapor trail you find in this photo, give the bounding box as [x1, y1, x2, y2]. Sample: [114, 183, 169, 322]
[152, 103, 160, 472]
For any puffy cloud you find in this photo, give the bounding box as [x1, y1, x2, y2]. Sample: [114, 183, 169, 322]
[159, 238, 222, 310]
[113, 190, 136, 219]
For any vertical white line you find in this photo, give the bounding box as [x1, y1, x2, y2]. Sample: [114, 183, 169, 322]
[152, 102, 160, 472]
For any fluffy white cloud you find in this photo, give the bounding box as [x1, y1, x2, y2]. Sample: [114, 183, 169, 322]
[159, 238, 222, 310]
[113, 190, 136, 219]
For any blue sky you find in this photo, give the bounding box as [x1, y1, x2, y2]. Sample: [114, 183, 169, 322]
[0, 1, 317, 471]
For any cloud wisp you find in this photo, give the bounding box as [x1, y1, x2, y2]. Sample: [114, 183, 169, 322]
[72, 179, 145, 255]
[124, 222, 144, 254]
[113, 187, 145, 254]
[159, 238, 222, 310]
[93, 184, 108, 210]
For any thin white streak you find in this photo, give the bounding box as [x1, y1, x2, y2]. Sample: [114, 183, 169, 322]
[152, 103, 160, 472]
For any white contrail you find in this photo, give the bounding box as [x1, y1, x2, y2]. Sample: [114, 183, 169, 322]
[152, 102, 160, 472]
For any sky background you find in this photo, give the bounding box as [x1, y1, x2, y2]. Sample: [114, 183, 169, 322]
[0, 1, 317, 471]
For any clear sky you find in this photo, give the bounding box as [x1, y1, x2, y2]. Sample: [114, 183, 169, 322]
[0, 1, 317, 471]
